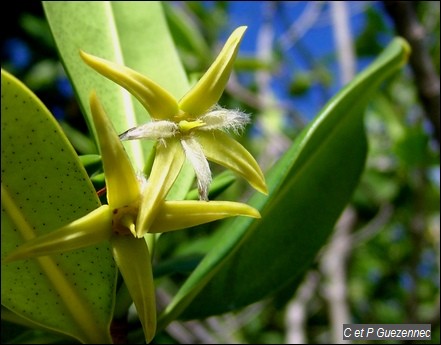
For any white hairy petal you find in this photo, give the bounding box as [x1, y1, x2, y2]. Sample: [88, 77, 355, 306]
[199, 107, 250, 133]
[181, 137, 212, 201]
[119, 121, 178, 141]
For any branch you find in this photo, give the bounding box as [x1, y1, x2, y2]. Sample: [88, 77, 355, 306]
[331, 1, 356, 85]
[320, 206, 357, 344]
[383, 1, 440, 143]
[285, 271, 320, 344]
[278, 2, 324, 52]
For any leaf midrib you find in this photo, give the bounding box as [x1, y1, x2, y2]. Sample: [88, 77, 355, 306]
[1, 184, 110, 344]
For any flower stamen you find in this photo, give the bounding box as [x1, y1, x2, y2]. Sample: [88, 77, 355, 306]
[178, 120, 205, 133]
[112, 205, 139, 236]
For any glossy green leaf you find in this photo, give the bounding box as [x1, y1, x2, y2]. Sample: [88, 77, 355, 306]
[59, 121, 98, 155]
[158, 38, 410, 324]
[43, 1, 194, 196]
[162, 2, 211, 66]
[78, 154, 102, 176]
[1, 70, 116, 343]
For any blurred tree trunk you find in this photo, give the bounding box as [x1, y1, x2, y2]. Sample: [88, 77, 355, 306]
[383, 1, 440, 143]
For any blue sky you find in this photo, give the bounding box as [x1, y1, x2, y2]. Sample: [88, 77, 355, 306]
[2, 1, 394, 124]
[210, 1, 393, 121]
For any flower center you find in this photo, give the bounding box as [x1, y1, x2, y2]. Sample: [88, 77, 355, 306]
[112, 205, 139, 237]
[178, 119, 205, 133]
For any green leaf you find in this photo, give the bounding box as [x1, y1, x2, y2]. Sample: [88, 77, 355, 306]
[43, 1, 192, 193]
[185, 170, 236, 200]
[158, 38, 410, 323]
[1, 70, 116, 343]
[59, 121, 98, 155]
[163, 2, 211, 66]
[78, 154, 102, 176]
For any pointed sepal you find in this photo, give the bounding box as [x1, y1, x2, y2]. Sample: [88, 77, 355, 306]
[89, 92, 140, 208]
[178, 26, 247, 117]
[3, 206, 112, 263]
[150, 200, 260, 233]
[81, 51, 178, 120]
[136, 140, 185, 237]
[110, 235, 156, 344]
[198, 131, 268, 194]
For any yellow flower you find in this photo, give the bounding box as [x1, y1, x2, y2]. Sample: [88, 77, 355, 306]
[5, 27, 267, 343]
[3, 92, 261, 343]
[80, 26, 268, 238]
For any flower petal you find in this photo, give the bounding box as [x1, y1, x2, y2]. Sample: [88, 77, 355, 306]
[178, 26, 247, 117]
[111, 235, 156, 344]
[198, 131, 268, 195]
[185, 170, 236, 200]
[181, 138, 212, 201]
[3, 206, 112, 263]
[199, 107, 250, 133]
[150, 200, 260, 233]
[119, 120, 178, 141]
[90, 92, 140, 208]
[136, 140, 185, 237]
[81, 51, 179, 120]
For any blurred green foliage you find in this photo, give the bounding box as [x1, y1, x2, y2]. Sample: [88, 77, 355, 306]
[1, 1, 439, 344]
